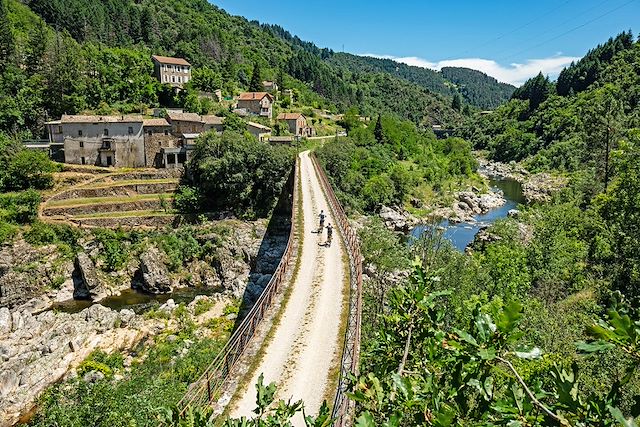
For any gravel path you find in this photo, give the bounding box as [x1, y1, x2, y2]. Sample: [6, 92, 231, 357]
[229, 151, 347, 424]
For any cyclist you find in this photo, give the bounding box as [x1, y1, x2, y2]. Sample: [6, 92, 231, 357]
[326, 223, 333, 246]
[318, 210, 326, 231]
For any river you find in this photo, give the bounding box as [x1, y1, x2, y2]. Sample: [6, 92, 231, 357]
[410, 176, 526, 251]
[48, 286, 220, 314]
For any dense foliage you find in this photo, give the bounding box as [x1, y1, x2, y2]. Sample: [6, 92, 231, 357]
[186, 131, 295, 218]
[328, 53, 515, 109]
[316, 114, 477, 212]
[461, 32, 640, 183]
[353, 128, 640, 424]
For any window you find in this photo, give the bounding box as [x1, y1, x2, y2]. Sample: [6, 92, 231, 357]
[103, 129, 109, 136]
[79, 141, 84, 148]
[128, 126, 134, 135]
[57, 126, 62, 134]
[164, 129, 169, 136]
[81, 157, 85, 165]
[172, 76, 175, 83]
[148, 130, 153, 136]
[78, 130, 83, 137]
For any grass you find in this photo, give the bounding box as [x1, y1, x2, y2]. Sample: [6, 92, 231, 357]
[80, 178, 179, 190]
[72, 209, 177, 219]
[46, 193, 175, 208]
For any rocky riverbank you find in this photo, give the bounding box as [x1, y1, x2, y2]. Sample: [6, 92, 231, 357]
[0, 295, 229, 427]
[478, 158, 567, 203]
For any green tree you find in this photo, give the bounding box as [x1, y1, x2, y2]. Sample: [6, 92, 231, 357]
[249, 60, 262, 92]
[373, 114, 384, 144]
[451, 92, 462, 112]
[3, 149, 57, 191]
[0, 0, 14, 68]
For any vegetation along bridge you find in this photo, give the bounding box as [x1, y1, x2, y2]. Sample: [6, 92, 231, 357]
[177, 151, 363, 426]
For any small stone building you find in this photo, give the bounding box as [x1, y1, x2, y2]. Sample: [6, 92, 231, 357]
[262, 81, 278, 92]
[152, 55, 192, 89]
[247, 122, 272, 142]
[277, 113, 313, 137]
[60, 115, 146, 167]
[236, 92, 274, 119]
[143, 118, 175, 168]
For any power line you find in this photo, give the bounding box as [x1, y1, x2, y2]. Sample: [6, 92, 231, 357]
[498, 0, 637, 61]
[460, 0, 574, 56]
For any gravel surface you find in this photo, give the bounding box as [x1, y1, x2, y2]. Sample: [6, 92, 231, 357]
[229, 151, 347, 424]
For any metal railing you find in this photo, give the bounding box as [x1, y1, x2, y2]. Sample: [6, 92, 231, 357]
[176, 157, 299, 415]
[310, 153, 363, 427]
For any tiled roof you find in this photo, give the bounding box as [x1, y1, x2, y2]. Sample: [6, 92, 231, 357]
[201, 115, 225, 125]
[60, 115, 143, 124]
[277, 113, 304, 120]
[167, 111, 202, 122]
[238, 92, 273, 101]
[143, 118, 170, 127]
[151, 55, 191, 66]
[247, 122, 272, 131]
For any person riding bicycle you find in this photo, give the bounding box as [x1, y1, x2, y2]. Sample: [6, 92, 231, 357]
[326, 222, 333, 245]
[318, 210, 326, 230]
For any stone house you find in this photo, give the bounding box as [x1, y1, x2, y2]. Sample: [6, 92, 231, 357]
[143, 118, 175, 168]
[236, 92, 274, 118]
[152, 55, 192, 89]
[246, 122, 272, 142]
[166, 111, 205, 135]
[59, 115, 146, 167]
[277, 113, 313, 137]
[262, 81, 278, 92]
[201, 115, 225, 133]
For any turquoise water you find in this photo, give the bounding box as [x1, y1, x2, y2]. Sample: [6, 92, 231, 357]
[411, 177, 525, 251]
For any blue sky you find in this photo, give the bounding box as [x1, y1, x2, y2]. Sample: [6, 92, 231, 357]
[212, 0, 639, 86]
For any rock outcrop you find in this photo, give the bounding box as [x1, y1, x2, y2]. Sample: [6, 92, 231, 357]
[73, 253, 101, 299]
[379, 206, 418, 232]
[135, 247, 172, 294]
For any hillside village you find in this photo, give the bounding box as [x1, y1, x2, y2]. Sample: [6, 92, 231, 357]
[38, 55, 324, 169]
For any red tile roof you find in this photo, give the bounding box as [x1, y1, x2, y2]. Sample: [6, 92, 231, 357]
[238, 92, 273, 101]
[277, 113, 305, 120]
[151, 55, 191, 66]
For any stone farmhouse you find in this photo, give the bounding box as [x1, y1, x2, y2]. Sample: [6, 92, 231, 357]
[152, 55, 192, 89]
[247, 122, 272, 142]
[262, 81, 278, 92]
[236, 92, 274, 119]
[47, 113, 227, 169]
[277, 113, 314, 137]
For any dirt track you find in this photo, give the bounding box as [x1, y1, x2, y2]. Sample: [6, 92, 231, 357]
[229, 151, 347, 424]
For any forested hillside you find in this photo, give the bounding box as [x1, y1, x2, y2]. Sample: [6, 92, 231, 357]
[0, 0, 465, 139]
[461, 31, 639, 187]
[327, 53, 515, 109]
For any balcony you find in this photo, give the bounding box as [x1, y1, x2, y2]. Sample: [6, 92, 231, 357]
[99, 138, 115, 151]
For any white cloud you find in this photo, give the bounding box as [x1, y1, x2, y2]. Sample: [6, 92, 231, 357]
[361, 54, 580, 86]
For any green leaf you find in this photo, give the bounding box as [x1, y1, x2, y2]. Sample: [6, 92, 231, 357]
[478, 347, 497, 360]
[355, 411, 376, 427]
[454, 329, 478, 346]
[608, 405, 638, 427]
[577, 340, 616, 353]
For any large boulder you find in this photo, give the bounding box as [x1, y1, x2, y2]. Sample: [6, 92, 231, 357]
[0, 308, 11, 336]
[136, 247, 171, 294]
[73, 253, 101, 299]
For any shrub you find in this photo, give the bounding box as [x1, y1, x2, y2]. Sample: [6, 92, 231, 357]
[0, 189, 41, 224]
[2, 149, 58, 191]
[0, 221, 18, 244]
[173, 185, 201, 213]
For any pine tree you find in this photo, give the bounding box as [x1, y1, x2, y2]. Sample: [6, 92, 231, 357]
[374, 115, 385, 143]
[25, 23, 48, 75]
[249, 61, 262, 92]
[451, 93, 462, 112]
[0, 0, 15, 68]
